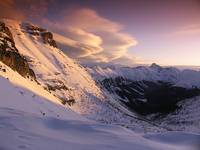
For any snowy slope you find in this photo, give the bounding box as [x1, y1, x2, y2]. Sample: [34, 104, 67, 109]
[3, 19, 104, 116]
[1, 54, 199, 150]
[2, 62, 199, 150]
[87, 64, 200, 133]
[1, 19, 168, 133]
[155, 96, 200, 133]
[0, 61, 84, 121]
[3, 19, 120, 120]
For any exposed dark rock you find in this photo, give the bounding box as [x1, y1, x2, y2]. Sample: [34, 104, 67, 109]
[150, 63, 162, 70]
[0, 21, 36, 79]
[21, 22, 57, 48]
[0, 22, 14, 42]
[60, 97, 75, 106]
[46, 83, 69, 91]
[41, 32, 57, 48]
[101, 77, 200, 115]
[0, 48, 36, 79]
[22, 22, 46, 35]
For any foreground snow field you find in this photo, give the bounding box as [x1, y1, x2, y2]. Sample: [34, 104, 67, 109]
[0, 108, 200, 150]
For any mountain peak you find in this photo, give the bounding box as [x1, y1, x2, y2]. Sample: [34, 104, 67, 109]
[150, 63, 162, 70]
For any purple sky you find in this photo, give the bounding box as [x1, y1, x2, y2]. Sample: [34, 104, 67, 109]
[88, 0, 200, 66]
[1, 0, 200, 66]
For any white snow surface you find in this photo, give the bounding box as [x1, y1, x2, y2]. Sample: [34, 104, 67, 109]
[1, 107, 199, 150]
[0, 62, 84, 121]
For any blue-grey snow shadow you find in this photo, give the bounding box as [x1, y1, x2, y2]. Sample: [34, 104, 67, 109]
[144, 132, 200, 150]
[45, 117, 97, 131]
[43, 117, 124, 136]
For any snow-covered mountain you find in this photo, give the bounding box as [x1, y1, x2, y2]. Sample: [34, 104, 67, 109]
[86, 64, 200, 132]
[0, 19, 165, 132]
[0, 19, 200, 150]
[87, 63, 200, 88]
[3, 19, 104, 117]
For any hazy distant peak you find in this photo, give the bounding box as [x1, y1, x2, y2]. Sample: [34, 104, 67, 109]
[150, 63, 162, 70]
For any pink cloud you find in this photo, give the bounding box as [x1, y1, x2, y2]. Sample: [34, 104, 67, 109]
[0, 2, 138, 65]
[48, 8, 138, 65]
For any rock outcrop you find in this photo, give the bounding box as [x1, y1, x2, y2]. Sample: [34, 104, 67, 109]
[0, 21, 36, 79]
[41, 32, 57, 48]
[22, 22, 57, 48]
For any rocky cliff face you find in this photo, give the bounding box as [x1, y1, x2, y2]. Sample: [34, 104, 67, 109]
[0, 21, 36, 79]
[41, 32, 57, 48]
[22, 22, 57, 48]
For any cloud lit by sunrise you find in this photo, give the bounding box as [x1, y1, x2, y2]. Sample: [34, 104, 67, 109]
[173, 24, 200, 36]
[49, 8, 138, 64]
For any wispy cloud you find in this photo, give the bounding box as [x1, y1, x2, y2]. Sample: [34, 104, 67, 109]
[169, 24, 200, 37]
[0, 1, 138, 65]
[47, 8, 138, 65]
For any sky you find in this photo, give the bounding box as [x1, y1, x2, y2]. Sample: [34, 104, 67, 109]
[0, 0, 200, 66]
